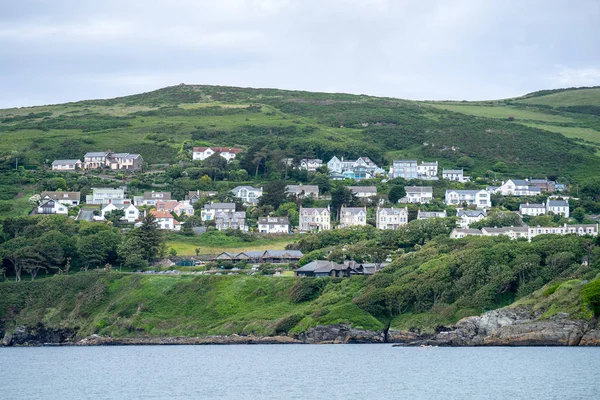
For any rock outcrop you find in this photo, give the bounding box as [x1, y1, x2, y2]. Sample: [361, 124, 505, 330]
[1, 324, 77, 346]
[294, 323, 385, 343]
[406, 307, 600, 346]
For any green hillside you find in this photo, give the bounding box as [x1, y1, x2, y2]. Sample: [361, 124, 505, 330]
[516, 87, 600, 107]
[1, 234, 599, 341]
[1, 84, 600, 179]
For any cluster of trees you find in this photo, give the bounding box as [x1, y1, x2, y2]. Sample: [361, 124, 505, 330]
[352, 234, 600, 322]
[0, 214, 165, 281]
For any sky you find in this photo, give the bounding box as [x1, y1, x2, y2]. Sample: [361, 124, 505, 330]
[0, 0, 599, 108]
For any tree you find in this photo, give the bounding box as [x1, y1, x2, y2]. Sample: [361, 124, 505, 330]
[45, 177, 68, 191]
[456, 156, 475, 170]
[259, 181, 288, 209]
[104, 209, 125, 225]
[388, 185, 406, 204]
[0, 237, 29, 281]
[331, 185, 358, 220]
[311, 173, 331, 194]
[136, 213, 164, 261]
[199, 175, 212, 190]
[492, 161, 508, 173]
[572, 207, 586, 223]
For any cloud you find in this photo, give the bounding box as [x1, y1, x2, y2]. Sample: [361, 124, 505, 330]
[548, 67, 600, 87]
[0, 0, 599, 107]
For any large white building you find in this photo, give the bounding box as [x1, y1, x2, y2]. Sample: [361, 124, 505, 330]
[457, 209, 487, 228]
[286, 185, 319, 198]
[338, 206, 367, 228]
[417, 210, 447, 220]
[86, 187, 127, 205]
[151, 210, 181, 231]
[100, 202, 140, 223]
[51, 159, 82, 171]
[299, 159, 323, 172]
[40, 191, 81, 207]
[442, 169, 470, 182]
[390, 160, 438, 180]
[37, 198, 69, 215]
[546, 199, 569, 217]
[232, 186, 263, 205]
[451, 224, 598, 240]
[192, 147, 243, 162]
[445, 189, 491, 208]
[490, 179, 541, 197]
[258, 217, 290, 234]
[201, 203, 236, 222]
[402, 186, 433, 204]
[519, 203, 546, 216]
[348, 186, 378, 198]
[299, 207, 331, 232]
[376, 207, 409, 230]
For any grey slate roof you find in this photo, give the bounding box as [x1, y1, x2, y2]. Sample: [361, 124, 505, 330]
[446, 189, 485, 195]
[258, 217, 290, 225]
[406, 186, 433, 193]
[296, 260, 345, 273]
[443, 169, 463, 174]
[348, 186, 377, 193]
[547, 200, 568, 207]
[520, 203, 545, 209]
[204, 203, 236, 210]
[40, 191, 81, 201]
[84, 152, 108, 157]
[457, 209, 487, 217]
[52, 159, 81, 166]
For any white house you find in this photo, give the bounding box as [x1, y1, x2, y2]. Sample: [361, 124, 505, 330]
[376, 207, 408, 230]
[450, 228, 484, 239]
[83, 152, 111, 169]
[299, 207, 331, 232]
[135, 191, 172, 206]
[326, 156, 383, 180]
[417, 161, 438, 179]
[348, 186, 378, 198]
[391, 160, 438, 180]
[51, 159, 82, 171]
[442, 169, 470, 182]
[519, 203, 546, 217]
[492, 179, 541, 197]
[451, 224, 599, 240]
[417, 210, 447, 220]
[216, 211, 247, 231]
[100, 202, 139, 223]
[192, 147, 243, 162]
[457, 209, 487, 228]
[231, 186, 263, 205]
[108, 153, 143, 171]
[402, 186, 433, 204]
[258, 217, 290, 234]
[445, 189, 491, 208]
[338, 206, 367, 228]
[546, 199, 569, 217]
[40, 191, 80, 206]
[299, 159, 323, 172]
[37, 199, 68, 215]
[151, 210, 181, 231]
[286, 185, 319, 198]
[86, 187, 126, 205]
[201, 203, 236, 222]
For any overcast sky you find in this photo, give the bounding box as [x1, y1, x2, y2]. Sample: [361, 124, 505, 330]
[1, 0, 599, 108]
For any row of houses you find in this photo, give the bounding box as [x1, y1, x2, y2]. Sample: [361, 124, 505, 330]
[52, 151, 143, 171]
[451, 223, 599, 241]
[295, 260, 384, 277]
[212, 250, 303, 264]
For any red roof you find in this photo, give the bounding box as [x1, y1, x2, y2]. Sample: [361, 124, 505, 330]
[150, 210, 174, 219]
[193, 147, 243, 154]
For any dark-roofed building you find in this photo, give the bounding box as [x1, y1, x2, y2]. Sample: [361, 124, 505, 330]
[286, 185, 319, 198]
[51, 159, 82, 171]
[348, 186, 377, 198]
[295, 260, 353, 277]
[258, 217, 290, 234]
[519, 203, 546, 216]
[402, 186, 433, 204]
[457, 209, 487, 228]
[339, 206, 367, 228]
[417, 210, 447, 220]
[186, 190, 217, 204]
[546, 199, 569, 217]
[40, 191, 81, 206]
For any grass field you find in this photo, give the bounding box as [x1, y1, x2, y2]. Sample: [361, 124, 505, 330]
[521, 123, 600, 144]
[167, 233, 296, 256]
[428, 103, 575, 123]
[516, 88, 600, 107]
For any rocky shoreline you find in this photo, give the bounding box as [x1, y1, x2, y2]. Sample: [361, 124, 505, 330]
[2, 306, 599, 347]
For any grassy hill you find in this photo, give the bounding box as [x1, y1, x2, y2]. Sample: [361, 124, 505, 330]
[1, 84, 600, 180]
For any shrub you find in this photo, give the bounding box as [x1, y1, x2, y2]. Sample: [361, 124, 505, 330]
[290, 278, 327, 303]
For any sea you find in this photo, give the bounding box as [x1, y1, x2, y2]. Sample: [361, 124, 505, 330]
[2, 344, 599, 399]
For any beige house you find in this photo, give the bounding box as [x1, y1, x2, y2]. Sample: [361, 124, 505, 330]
[299, 207, 331, 232]
[338, 206, 367, 228]
[376, 207, 408, 230]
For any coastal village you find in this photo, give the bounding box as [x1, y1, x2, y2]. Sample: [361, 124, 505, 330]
[23, 145, 596, 277]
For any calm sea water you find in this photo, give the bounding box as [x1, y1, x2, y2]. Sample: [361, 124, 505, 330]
[2, 345, 599, 399]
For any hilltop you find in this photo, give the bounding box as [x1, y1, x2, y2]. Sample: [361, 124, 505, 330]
[1, 84, 599, 179]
